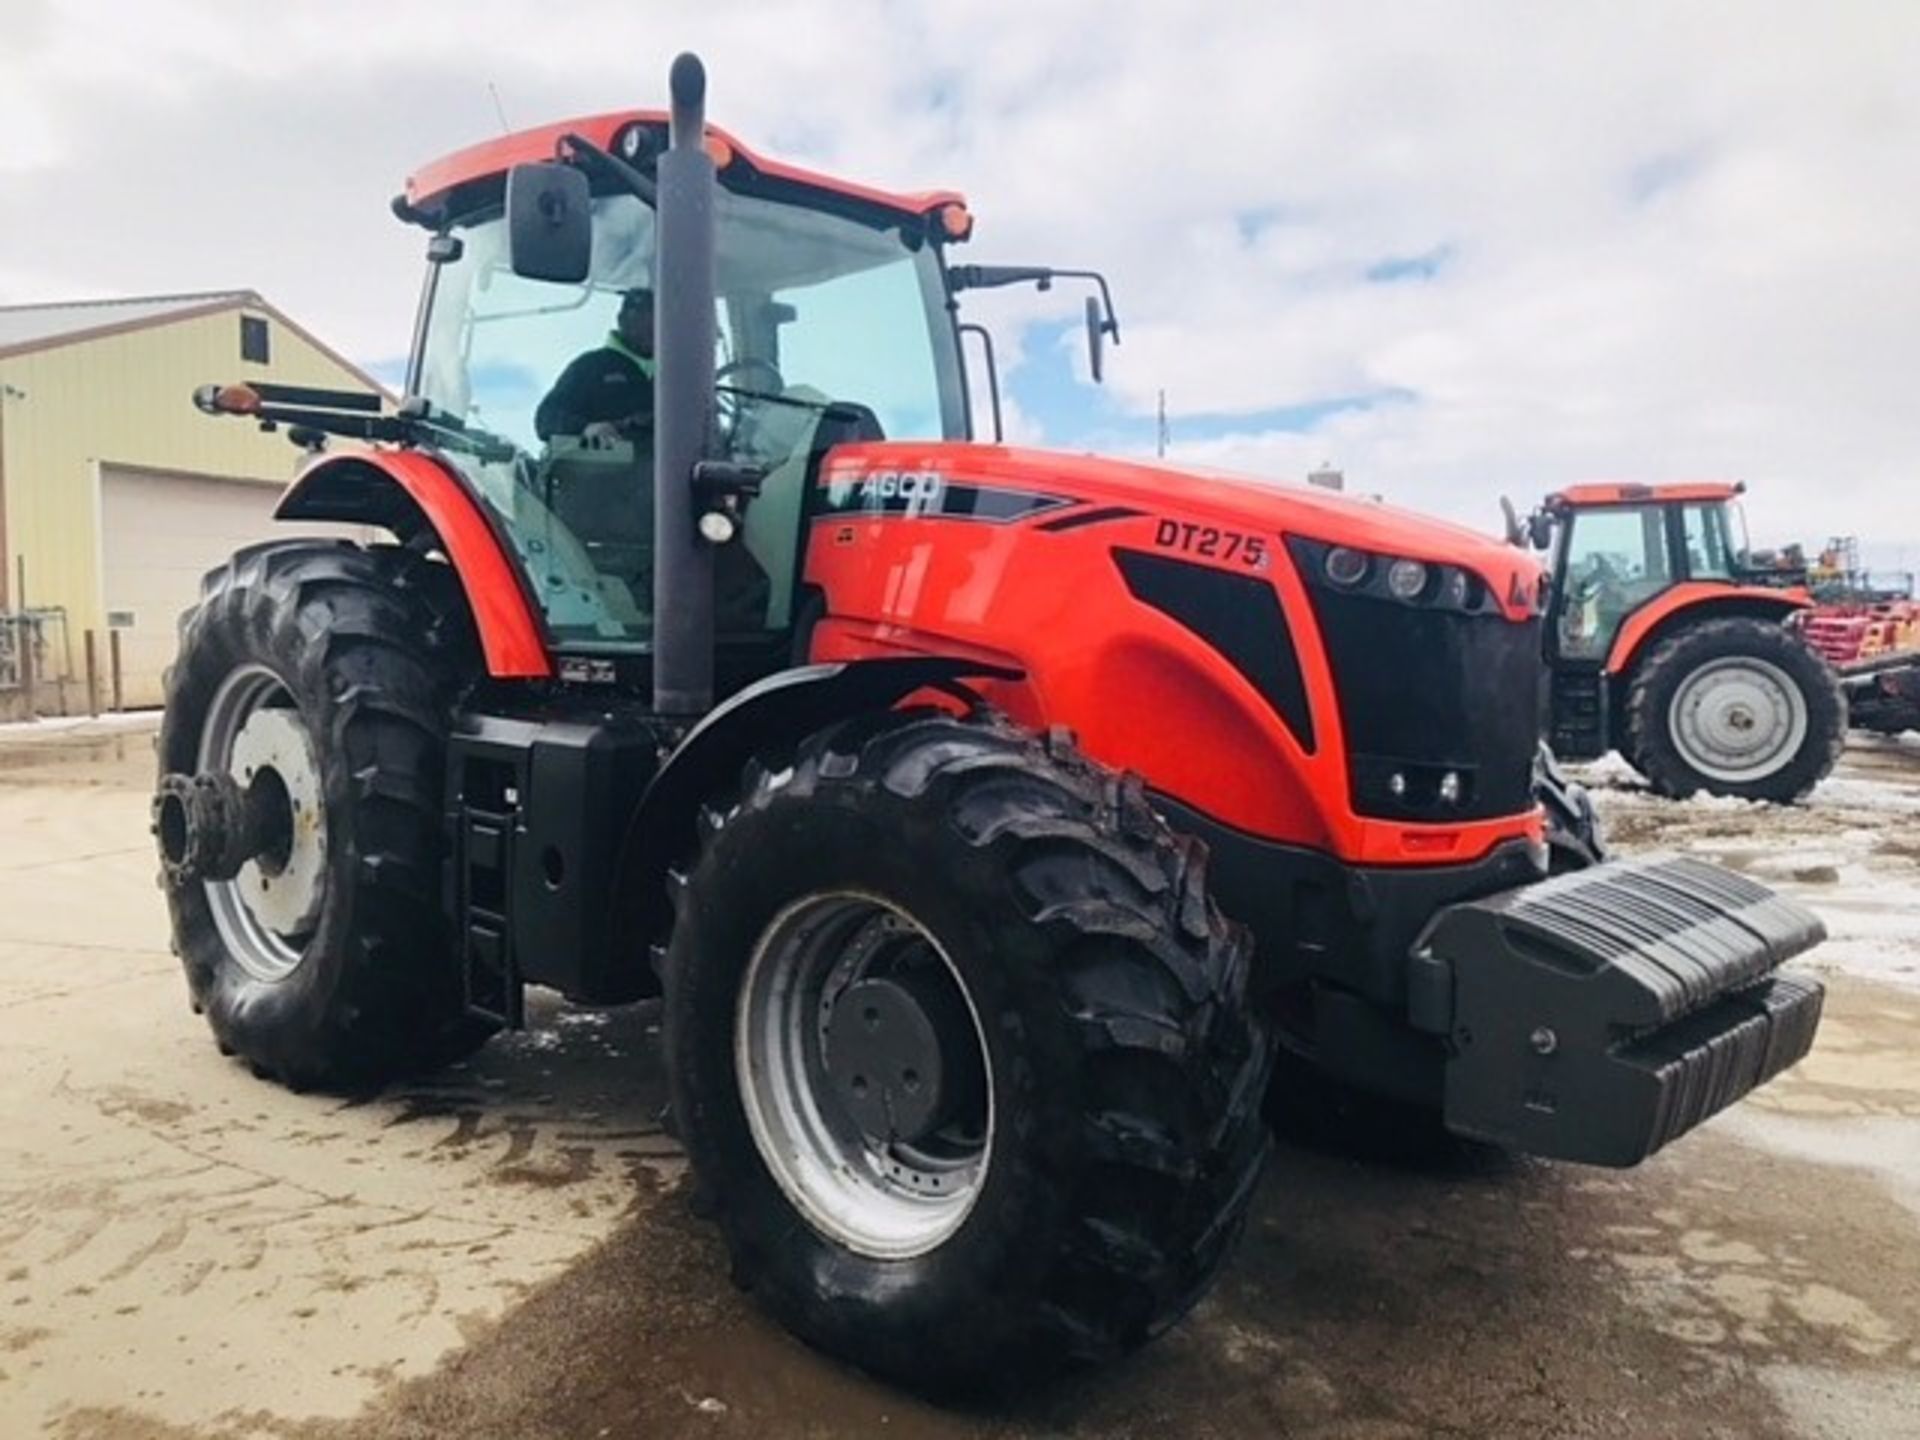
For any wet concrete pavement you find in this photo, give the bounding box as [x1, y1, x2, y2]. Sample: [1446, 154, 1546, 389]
[3, 719, 1917, 1438]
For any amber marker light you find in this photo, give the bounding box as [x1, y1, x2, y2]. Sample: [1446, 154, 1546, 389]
[939, 203, 974, 240]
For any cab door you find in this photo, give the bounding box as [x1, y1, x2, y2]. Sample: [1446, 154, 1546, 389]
[1546, 504, 1675, 755]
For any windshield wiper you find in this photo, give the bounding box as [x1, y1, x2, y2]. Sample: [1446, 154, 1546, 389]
[558, 132, 659, 208]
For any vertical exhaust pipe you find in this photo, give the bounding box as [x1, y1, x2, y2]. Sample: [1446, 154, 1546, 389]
[652, 51, 717, 715]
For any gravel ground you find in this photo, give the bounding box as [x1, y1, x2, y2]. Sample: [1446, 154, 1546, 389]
[1, 718, 1916, 1439]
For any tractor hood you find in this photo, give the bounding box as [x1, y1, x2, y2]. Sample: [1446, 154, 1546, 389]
[822, 441, 1545, 620]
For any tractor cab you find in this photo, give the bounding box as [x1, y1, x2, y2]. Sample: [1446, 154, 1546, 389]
[406, 132, 971, 663]
[1509, 482, 1764, 664]
[383, 114, 1116, 699]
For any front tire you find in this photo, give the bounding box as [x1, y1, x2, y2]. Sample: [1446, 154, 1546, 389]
[663, 713, 1271, 1392]
[1625, 617, 1845, 802]
[158, 541, 494, 1089]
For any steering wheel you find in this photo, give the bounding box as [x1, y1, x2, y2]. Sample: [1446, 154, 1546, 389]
[714, 357, 786, 450]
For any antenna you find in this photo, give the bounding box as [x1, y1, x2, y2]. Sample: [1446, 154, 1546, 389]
[1156, 388, 1169, 459]
[486, 81, 512, 134]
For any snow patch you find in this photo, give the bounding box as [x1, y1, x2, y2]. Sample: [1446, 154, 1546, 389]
[1806, 776, 1920, 814]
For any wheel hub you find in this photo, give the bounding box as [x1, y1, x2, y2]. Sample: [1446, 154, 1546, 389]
[185, 665, 329, 983]
[736, 892, 993, 1259]
[1668, 656, 1810, 784]
[227, 708, 326, 937]
[823, 974, 962, 1145]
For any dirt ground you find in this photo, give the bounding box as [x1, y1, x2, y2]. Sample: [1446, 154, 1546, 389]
[2, 717, 1917, 1439]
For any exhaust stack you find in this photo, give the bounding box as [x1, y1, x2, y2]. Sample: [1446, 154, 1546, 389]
[652, 51, 718, 715]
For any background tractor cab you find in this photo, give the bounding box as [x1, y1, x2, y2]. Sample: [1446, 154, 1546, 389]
[1509, 482, 1846, 802]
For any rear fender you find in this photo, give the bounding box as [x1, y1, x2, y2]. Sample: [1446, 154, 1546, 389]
[277, 450, 551, 678]
[1604, 585, 1806, 677]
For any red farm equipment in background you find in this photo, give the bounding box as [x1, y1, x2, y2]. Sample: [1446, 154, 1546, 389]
[1797, 538, 1920, 735]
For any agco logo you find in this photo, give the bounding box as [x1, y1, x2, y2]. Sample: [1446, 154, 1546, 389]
[826, 468, 947, 514]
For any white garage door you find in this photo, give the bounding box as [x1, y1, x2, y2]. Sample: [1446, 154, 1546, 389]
[100, 466, 371, 708]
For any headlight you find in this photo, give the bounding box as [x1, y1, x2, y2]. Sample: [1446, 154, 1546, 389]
[1292, 538, 1491, 613]
[1325, 546, 1370, 586]
[1386, 558, 1428, 601]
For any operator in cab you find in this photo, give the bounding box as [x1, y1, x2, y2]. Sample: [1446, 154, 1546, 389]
[534, 287, 656, 443]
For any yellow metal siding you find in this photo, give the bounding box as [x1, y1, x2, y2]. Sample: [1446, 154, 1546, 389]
[0, 305, 376, 636]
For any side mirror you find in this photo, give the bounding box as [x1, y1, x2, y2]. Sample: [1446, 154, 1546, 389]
[1085, 295, 1106, 385]
[505, 162, 591, 283]
[1528, 512, 1555, 550]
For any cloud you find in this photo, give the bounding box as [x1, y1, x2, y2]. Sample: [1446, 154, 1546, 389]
[1, 0, 1915, 545]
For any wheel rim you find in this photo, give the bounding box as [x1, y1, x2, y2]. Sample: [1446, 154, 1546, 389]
[196, 665, 327, 982]
[735, 892, 993, 1260]
[1667, 655, 1809, 784]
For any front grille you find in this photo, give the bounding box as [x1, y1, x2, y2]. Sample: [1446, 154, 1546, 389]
[1290, 541, 1544, 821]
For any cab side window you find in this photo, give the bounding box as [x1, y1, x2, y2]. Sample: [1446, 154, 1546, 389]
[1681, 504, 1734, 579]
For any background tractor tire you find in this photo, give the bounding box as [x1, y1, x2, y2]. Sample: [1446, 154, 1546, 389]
[158, 540, 494, 1090]
[1624, 617, 1845, 803]
[663, 712, 1271, 1394]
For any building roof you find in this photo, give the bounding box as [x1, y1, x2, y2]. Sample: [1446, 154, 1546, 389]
[0, 289, 391, 397]
[0, 291, 255, 357]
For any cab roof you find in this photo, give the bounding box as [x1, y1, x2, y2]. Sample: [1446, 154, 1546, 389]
[1548, 481, 1745, 508]
[403, 110, 966, 228]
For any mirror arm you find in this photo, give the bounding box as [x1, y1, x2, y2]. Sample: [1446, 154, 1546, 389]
[1047, 268, 1121, 343]
[948, 264, 1055, 292]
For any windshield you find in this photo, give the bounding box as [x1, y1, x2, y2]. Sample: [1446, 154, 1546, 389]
[414, 186, 967, 648]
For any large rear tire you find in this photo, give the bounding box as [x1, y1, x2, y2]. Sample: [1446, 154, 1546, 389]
[1624, 617, 1844, 802]
[663, 713, 1271, 1393]
[157, 541, 494, 1090]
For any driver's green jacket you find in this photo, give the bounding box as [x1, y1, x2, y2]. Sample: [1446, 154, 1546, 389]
[533, 332, 656, 441]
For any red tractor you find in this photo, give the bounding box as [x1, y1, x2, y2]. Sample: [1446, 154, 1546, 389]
[1511, 482, 1848, 802]
[154, 57, 1826, 1391]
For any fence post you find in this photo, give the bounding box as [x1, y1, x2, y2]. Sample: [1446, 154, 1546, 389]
[109, 628, 123, 713]
[17, 616, 35, 719]
[85, 630, 100, 718]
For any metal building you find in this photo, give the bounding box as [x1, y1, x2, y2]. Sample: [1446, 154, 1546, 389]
[0, 292, 383, 716]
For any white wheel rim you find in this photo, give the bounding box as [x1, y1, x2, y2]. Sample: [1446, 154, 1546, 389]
[1668, 656, 1809, 784]
[734, 891, 993, 1259]
[197, 665, 327, 982]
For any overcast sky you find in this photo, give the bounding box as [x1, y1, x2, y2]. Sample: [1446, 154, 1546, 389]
[3, 0, 1915, 557]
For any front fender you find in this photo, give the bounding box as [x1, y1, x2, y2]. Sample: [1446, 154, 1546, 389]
[278, 449, 552, 678]
[612, 657, 1021, 952]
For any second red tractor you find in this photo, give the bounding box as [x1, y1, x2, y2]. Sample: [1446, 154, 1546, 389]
[1513, 482, 1847, 802]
